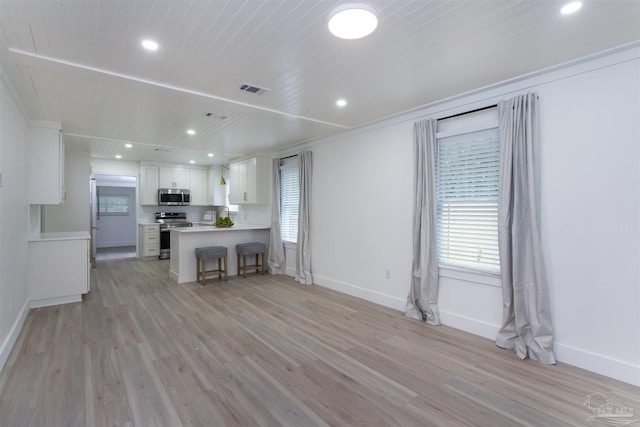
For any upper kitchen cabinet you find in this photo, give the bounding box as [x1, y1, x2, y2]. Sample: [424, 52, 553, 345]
[139, 165, 159, 205]
[28, 122, 65, 205]
[189, 168, 207, 206]
[229, 157, 270, 204]
[159, 166, 189, 189]
[207, 166, 226, 206]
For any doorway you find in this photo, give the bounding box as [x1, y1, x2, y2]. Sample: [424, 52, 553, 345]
[93, 174, 137, 262]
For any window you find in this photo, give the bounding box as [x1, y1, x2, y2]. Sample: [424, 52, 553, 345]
[98, 193, 130, 215]
[280, 157, 299, 243]
[436, 111, 500, 274]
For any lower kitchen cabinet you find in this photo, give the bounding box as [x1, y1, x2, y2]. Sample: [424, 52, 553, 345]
[27, 232, 91, 308]
[139, 223, 160, 258]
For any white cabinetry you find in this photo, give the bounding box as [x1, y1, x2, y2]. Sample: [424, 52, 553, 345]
[229, 157, 270, 204]
[28, 123, 65, 205]
[159, 166, 189, 188]
[189, 168, 207, 206]
[139, 224, 160, 258]
[28, 233, 90, 308]
[207, 166, 226, 206]
[139, 165, 159, 205]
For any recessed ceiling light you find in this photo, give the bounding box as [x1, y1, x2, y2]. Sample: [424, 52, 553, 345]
[208, 153, 214, 157]
[336, 99, 347, 107]
[328, 4, 378, 39]
[115, 155, 122, 159]
[561, 1, 582, 15]
[187, 129, 196, 135]
[141, 39, 159, 51]
[125, 143, 132, 148]
[189, 160, 195, 164]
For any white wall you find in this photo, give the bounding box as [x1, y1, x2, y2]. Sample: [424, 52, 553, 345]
[299, 48, 640, 386]
[0, 72, 30, 371]
[43, 150, 90, 233]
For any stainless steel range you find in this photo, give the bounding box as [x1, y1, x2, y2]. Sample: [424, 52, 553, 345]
[155, 212, 192, 259]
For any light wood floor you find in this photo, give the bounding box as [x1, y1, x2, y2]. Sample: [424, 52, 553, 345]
[1, 258, 637, 426]
[96, 245, 137, 261]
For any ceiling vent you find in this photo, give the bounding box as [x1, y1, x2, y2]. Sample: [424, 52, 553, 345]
[240, 83, 269, 95]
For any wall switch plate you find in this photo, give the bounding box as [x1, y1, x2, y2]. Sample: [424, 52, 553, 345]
[385, 269, 391, 279]
[0, 172, 3, 187]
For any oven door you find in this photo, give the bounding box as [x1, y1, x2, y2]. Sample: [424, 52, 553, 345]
[159, 228, 171, 259]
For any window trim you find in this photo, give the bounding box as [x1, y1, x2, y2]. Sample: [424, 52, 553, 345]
[435, 110, 501, 275]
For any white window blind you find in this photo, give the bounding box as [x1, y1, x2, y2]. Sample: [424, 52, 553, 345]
[436, 126, 500, 274]
[280, 158, 299, 243]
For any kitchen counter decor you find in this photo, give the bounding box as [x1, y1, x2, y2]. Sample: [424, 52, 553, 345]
[215, 207, 234, 227]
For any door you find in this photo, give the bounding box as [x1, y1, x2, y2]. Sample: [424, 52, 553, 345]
[90, 175, 97, 267]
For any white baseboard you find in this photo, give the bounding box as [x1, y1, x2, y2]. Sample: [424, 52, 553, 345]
[311, 274, 640, 387]
[555, 343, 640, 387]
[439, 310, 500, 341]
[312, 274, 406, 312]
[96, 241, 136, 248]
[30, 294, 81, 308]
[0, 300, 29, 373]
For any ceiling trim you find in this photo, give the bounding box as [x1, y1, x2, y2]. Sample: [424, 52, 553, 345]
[9, 47, 351, 130]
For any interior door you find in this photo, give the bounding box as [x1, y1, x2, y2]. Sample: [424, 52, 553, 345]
[90, 175, 97, 267]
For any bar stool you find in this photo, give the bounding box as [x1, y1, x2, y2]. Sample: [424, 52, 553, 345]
[235, 242, 266, 278]
[195, 246, 228, 285]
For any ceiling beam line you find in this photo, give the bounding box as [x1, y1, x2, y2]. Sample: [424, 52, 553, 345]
[9, 47, 351, 130]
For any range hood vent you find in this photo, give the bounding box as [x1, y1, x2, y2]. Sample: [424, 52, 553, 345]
[240, 83, 269, 94]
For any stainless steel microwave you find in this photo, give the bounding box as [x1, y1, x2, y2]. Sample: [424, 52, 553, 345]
[158, 188, 191, 206]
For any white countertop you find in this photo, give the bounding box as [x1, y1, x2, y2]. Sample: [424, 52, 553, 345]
[29, 231, 91, 242]
[172, 224, 270, 233]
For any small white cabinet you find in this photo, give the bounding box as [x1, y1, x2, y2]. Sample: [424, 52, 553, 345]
[189, 168, 208, 206]
[28, 122, 65, 205]
[207, 166, 226, 206]
[28, 233, 90, 307]
[159, 166, 189, 189]
[139, 224, 160, 258]
[139, 165, 159, 205]
[229, 157, 270, 204]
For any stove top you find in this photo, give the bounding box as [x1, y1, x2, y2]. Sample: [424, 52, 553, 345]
[155, 212, 192, 229]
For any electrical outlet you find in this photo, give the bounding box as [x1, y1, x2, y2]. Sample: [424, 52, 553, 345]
[385, 269, 391, 279]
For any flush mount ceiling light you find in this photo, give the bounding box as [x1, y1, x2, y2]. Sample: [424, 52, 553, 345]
[328, 4, 377, 39]
[124, 143, 132, 148]
[187, 129, 196, 135]
[561, 1, 582, 15]
[208, 153, 214, 157]
[336, 99, 347, 107]
[141, 39, 159, 51]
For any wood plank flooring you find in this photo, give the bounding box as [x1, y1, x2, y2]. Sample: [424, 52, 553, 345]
[1, 257, 638, 426]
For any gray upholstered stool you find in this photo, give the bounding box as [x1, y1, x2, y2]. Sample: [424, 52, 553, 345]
[235, 242, 266, 277]
[195, 246, 228, 285]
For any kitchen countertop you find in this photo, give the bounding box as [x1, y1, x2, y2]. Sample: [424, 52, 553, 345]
[173, 224, 270, 233]
[29, 231, 91, 242]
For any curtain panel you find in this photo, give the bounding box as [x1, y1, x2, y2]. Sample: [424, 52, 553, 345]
[267, 157, 286, 274]
[497, 93, 556, 364]
[296, 151, 313, 284]
[406, 119, 440, 325]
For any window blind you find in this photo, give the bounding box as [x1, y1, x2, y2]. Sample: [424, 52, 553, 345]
[436, 127, 500, 274]
[280, 158, 299, 243]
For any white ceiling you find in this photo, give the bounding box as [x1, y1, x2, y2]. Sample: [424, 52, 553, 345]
[1, 0, 638, 166]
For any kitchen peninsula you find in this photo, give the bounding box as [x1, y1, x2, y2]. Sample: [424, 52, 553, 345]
[169, 224, 270, 283]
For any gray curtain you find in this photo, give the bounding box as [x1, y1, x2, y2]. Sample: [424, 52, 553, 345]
[296, 151, 313, 284]
[406, 119, 440, 325]
[496, 93, 556, 364]
[267, 158, 286, 274]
